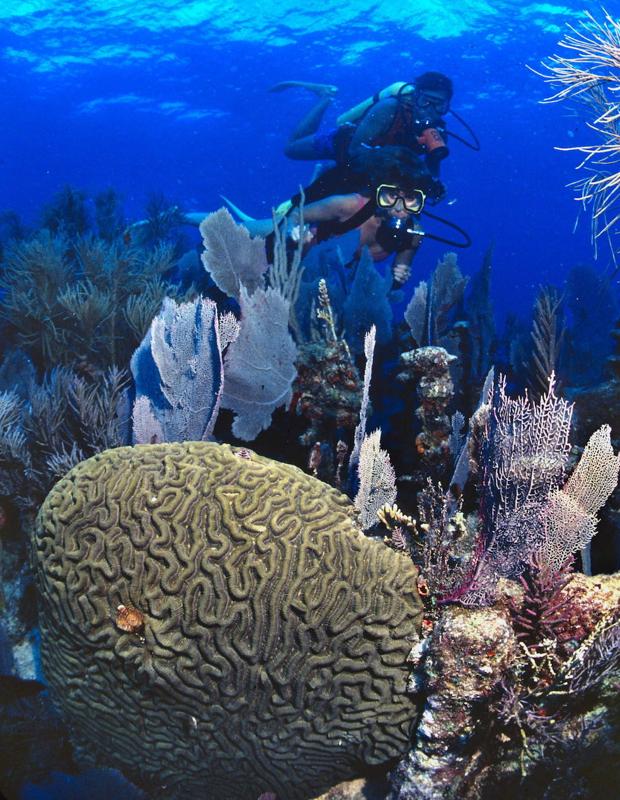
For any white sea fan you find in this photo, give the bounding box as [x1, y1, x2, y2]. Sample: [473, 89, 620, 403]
[131, 296, 226, 443]
[350, 325, 376, 470]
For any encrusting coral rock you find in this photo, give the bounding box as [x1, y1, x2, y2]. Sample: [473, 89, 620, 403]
[33, 442, 423, 800]
[294, 338, 362, 446]
[389, 606, 517, 800]
[388, 572, 620, 800]
[397, 345, 457, 480]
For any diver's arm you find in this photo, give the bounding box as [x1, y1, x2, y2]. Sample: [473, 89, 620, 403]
[391, 229, 423, 285]
[391, 248, 415, 285]
[301, 194, 363, 223]
[348, 99, 398, 155]
[182, 211, 278, 235]
[187, 195, 361, 239]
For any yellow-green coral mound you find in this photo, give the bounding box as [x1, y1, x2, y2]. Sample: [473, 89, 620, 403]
[34, 442, 422, 800]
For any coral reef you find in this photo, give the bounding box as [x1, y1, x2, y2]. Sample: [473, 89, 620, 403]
[390, 605, 517, 800]
[222, 285, 298, 440]
[529, 285, 565, 398]
[34, 442, 423, 800]
[354, 429, 397, 532]
[200, 208, 269, 299]
[0, 366, 131, 516]
[379, 372, 620, 799]
[0, 232, 184, 372]
[294, 281, 363, 450]
[294, 339, 362, 445]
[343, 248, 393, 355]
[561, 311, 620, 572]
[1, 181, 619, 800]
[397, 346, 456, 483]
[199, 210, 300, 440]
[445, 375, 620, 605]
[131, 296, 239, 444]
[404, 252, 468, 351]
[461, 245, 495, 396]
[388, 573, 620, 800]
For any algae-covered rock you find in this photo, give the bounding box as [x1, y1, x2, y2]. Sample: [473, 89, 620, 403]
[33, 442, 422, 800]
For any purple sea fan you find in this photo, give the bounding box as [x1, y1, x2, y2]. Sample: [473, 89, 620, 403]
[456, 375, 619, 606]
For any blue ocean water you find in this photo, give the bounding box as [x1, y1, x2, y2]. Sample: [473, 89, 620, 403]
[0, 0, 614, 321]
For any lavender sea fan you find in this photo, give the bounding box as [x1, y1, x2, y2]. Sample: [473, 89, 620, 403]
[199, 208, 268, 299]
[221, 286, 297, 441]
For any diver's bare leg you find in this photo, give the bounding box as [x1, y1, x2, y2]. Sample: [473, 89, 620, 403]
[289, 96, 333, 142]
[271, 81, 339, 159]
[269, 80, 338, 95]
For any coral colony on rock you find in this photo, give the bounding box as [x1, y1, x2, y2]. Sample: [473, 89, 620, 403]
[2, 7, 620, 800]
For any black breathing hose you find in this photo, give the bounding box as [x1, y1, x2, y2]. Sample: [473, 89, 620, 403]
[420, 208, 472, 248]
[447, 108, 481, 151]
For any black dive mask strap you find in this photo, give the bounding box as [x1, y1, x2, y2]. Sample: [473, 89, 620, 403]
[315, 199, 377, 242]
[421, 208, 472, 248]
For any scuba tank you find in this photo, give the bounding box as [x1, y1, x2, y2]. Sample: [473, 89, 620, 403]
[336, 82, 415, 126]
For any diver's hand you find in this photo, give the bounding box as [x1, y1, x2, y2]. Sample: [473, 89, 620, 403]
[392, 263, 412, 285]
[290, 224, 314, 244]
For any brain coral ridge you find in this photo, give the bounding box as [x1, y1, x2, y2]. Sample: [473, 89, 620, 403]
[34, 441, 423, 800]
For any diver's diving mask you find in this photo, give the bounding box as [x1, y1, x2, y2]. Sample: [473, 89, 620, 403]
[376, 184, 426, 215]
[414, 90, 450, 116]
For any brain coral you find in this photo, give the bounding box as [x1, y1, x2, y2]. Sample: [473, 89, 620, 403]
[34, 442, 422, 799]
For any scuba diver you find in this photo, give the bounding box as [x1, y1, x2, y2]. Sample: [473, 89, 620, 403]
[190, 157, 442, 287]
[271, 71, 463, 180]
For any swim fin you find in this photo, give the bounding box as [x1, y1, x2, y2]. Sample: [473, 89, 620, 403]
[220, 196, 256, 223]
[221, 196, 294, 221]
[268, 81, 338, 97]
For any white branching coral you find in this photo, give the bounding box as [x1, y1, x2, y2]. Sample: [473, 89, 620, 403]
[354, 428, 397, 532]
[537, 11, 620, 262]
[349, 325, 376, 472]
